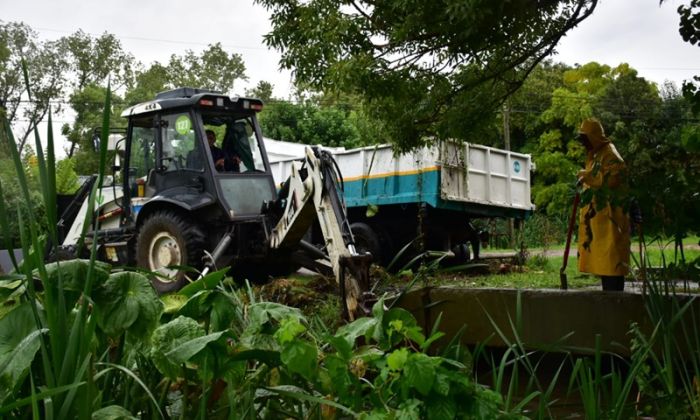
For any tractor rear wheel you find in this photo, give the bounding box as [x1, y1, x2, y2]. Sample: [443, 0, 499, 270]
[136, 211, 205, 294]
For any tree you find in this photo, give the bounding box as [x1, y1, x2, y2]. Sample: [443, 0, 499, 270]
[124, 43, 249, 107]
[507, 60, 570, 152]
[260, 101, 363, 147]
[58, 30, 134, 158]
[606, 81, 700, 238]
[667, 0, 700, 113]
[256, 0, 598, 151]
[0, 21, 67, 152]
[246, 80, 275, 103]
[57, 30, 134, 91]
[259, 101, 306, 142]
[124, 63, 169, 106]
[63, 84, 124, 174]
[165, 43, 247, 95]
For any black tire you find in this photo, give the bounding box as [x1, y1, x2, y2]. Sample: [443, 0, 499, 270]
[136, 211, 205, 294]
[451, 243, 471, 263]
[351, 222, 381, 262]
[46, 245, 79, 263]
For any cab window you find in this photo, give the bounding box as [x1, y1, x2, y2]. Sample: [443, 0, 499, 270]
[161, 113, 203, 171]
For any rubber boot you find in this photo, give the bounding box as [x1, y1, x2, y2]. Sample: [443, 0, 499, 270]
[601, 276, 625, 291]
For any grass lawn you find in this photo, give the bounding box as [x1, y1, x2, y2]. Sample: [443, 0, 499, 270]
[433, 244, 699, 290]
[483, 235, 699, 253]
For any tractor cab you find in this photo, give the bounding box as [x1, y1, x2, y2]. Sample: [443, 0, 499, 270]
[120, 87, 276, 224]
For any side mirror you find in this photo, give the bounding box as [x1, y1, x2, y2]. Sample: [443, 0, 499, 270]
[112, 153, 121, 172]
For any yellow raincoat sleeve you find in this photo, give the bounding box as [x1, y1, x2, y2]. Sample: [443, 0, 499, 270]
[578, 151, 625, 189]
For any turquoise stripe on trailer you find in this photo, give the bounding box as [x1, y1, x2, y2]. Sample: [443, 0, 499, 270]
[343, 170, 441, 208]
[342, 170, 532, 219]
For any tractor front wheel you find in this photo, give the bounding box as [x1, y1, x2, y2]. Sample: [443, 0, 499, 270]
[136, 211, 205, 294]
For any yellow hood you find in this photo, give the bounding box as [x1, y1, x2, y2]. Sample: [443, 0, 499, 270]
[579, 119, 610, 150]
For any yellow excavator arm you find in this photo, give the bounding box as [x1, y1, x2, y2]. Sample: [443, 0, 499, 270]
[269, 147, 372, 320]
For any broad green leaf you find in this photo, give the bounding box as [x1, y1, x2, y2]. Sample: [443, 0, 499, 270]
[161, 293, 188, 314]
[0, 303, 44, 402]
[176, 290, 213, 319]
[150, 316, 205, 379]
[91, 405, 138, 420]
[433, 372, 451, 396]
[365, 203, 379, 218]
[281, 341, 317, 380]
[404, 353, 437, 396]
[369, 298, 386, 343]
[384, 308, 424, 346]
[247, 302, 304, 331]
[426, 395, 457, 420]
[274, 317, 306, 345]
[176, 289, 236, 332]
[178, 290, 236, 331]
[394, 399, 422, 420]
[94, 271, 163, 338]
[322, 354, 353, 395]
[165, 331, 225, 365]
[178, 268, 227, 297]
[361, 410, 389, 420]
[352, 345, 384, 362]
[327, 336, 353, 360]
[39, 259, 111, 293]
[334, 317, 377, 349]
[0, 278, 25, 320]
[386, 348, 409, 371]
[0, 275, 24, 283]
[209, 292, 236, 332]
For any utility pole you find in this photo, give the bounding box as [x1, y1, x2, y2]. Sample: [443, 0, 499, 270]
[502, 100, 515, 248]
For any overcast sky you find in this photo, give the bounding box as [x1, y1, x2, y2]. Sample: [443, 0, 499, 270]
[2, 0, 699, 154]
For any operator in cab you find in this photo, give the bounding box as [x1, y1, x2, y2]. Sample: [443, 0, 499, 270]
[576, 118, 630, 291]
[206, 129, 240, 172]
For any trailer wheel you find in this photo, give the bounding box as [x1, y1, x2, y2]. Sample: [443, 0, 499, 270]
[452, 243, 471, 262]
[46, 245, 79, 262]
[351, 222, 381, 261]
[136, 211, 205, 294]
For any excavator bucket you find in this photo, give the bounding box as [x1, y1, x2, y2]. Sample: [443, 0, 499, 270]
[339, 254, 373, 320]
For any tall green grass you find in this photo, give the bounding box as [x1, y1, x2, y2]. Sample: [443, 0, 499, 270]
[0, 71, 113, 417]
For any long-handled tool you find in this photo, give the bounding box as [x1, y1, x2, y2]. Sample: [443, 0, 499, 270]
[560, 192, 580, 290]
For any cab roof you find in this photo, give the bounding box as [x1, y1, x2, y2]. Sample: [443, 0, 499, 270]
[120, 87, 264, 118]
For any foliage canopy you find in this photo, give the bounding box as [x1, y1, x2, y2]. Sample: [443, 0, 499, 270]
[256, 0, 598, 150]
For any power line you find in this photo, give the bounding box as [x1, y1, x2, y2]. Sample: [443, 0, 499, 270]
[33, 26, 269, 52]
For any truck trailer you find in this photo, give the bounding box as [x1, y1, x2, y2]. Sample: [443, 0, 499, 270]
[269, 141, 535, 265]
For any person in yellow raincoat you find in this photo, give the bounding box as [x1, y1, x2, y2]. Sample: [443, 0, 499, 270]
[576, 119, 630, 291]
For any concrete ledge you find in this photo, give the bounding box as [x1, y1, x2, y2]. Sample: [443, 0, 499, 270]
[397, 287, 700, 356]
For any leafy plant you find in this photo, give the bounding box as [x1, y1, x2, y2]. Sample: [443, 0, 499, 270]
[54, 157, 80, 194]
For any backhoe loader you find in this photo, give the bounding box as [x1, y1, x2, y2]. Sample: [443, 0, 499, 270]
[58, 87, 371, 319]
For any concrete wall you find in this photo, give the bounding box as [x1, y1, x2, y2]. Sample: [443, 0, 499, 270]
[0, 249, 22, 274]
[397, 287, 700, 356]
